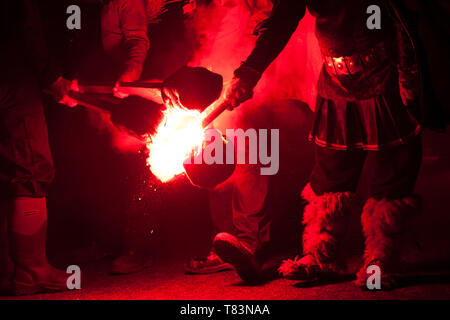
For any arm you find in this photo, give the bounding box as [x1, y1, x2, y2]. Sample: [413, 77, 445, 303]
[240, 0, 307, 74]
[117, 0, 150, 82]
[227, 0, 306, 108]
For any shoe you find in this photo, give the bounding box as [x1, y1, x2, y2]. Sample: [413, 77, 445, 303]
[185, 251, 233, 274]
[111, 252, 153, 275]
[213, 232, 262, 283]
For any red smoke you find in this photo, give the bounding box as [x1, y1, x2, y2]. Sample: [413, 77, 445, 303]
[188, 0, 321, 131]
[98, 0, 322, 153]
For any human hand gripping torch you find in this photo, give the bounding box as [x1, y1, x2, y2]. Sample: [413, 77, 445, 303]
[145, 93, 235, 188]
[185, 73, 257, 188]
[46, 66, 236, 188]
[44, 66, 225, 136]
[145, 79, 236, 188]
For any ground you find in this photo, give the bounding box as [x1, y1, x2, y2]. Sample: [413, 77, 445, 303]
[2, 258, 450, 300]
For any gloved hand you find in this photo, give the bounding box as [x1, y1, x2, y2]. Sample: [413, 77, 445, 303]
[48, 76, 78, 107]
[225, 65, 262, 110]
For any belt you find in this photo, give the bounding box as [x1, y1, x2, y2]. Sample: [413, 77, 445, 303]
[323, 42, 392, 76]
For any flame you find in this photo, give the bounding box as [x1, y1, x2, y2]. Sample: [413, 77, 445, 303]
[146, 102, 205, 182]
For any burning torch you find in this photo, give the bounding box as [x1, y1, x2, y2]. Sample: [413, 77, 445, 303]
[48, 66, 236, 189]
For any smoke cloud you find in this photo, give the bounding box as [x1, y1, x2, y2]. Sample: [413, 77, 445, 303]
[187, 0, 322, 130]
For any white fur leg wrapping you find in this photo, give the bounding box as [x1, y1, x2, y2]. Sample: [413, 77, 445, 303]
[301, 183, 359, 269]
[360, 195, 421, 266]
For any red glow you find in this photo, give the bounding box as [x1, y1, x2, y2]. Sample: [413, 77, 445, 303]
[187, 2, 321, 133]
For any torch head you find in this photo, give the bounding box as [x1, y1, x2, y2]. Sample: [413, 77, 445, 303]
[162, 66, 223, 111]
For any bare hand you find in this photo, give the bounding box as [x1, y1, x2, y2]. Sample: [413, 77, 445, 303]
[49, 77, 78, 107]
[114, 67, 142, 99]
[162, 87, 182, 108]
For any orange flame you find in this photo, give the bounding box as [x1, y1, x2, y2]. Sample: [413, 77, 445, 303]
[146, 103, 205, 182]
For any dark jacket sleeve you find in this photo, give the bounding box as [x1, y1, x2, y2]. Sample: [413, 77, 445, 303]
[240, 0, 307, 74]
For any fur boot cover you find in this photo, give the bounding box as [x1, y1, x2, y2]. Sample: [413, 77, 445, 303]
[279, 183, 359, 278]
[356, 195, 422, 288]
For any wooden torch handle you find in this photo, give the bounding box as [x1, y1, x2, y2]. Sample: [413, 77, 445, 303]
[201, 101, 231, 128]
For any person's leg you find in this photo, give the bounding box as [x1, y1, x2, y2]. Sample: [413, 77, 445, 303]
[209, 186, 235, 237]
[279, 145, 365, 279]
[213, 164, 270, 282]
[357, 136, 423, 289]
[230, 164, 270, 253]
[0, 77, 67, 295]
[185, 185, 234, 274]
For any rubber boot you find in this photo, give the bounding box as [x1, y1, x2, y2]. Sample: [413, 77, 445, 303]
[10, 197, 68, 295]
[356, 196, 421, 290]
[279, 183, 359, 280]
